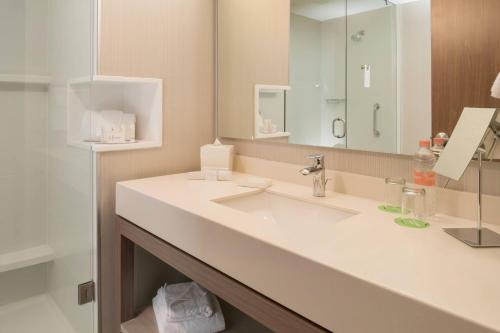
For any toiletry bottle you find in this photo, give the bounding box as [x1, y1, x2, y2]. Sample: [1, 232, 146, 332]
[129, 122, 135, 142]
[431, 137, 445, 157]
[413, 139, 436, 217]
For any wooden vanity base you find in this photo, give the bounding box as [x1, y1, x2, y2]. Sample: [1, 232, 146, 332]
[116, 215, 330, 333]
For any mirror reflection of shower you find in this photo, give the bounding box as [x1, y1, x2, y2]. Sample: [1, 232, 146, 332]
[287, 0, 401, 151]
[351, 30, 364, 42]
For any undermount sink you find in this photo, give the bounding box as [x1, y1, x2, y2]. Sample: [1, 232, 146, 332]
[215, 191, 356, 226]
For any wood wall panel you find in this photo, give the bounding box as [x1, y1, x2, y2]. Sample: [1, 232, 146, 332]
[98, 1, 215, 332]
[432, 0, 500, 136]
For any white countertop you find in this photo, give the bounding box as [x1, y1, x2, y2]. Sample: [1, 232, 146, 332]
[116, 172, 500, 333]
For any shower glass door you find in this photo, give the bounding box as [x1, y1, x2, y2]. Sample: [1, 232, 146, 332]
[0, 0, 95, 332]
[287, 0, 347, 148]
[346, 0, 398, 153]
[287, 0, 398, 150]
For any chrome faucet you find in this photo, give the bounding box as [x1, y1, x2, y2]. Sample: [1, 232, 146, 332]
[299, 154, 327, 197]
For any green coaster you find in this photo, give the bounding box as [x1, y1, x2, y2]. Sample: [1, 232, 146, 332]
[378, 204, 402, 214]
[394, 217, 429, 229]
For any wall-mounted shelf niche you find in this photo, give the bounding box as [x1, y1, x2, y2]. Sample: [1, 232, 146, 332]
[67, 75, 163, 152]
[254, 84, 290, 140]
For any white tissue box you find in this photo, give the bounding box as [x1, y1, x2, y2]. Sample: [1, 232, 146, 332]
[200, 140, 234, 171]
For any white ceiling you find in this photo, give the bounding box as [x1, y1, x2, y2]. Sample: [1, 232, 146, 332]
[291, 0, 421, 22]
[291, 0, 346, 21]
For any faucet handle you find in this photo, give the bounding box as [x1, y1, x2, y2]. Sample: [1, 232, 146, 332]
[306, 154, 324, 167]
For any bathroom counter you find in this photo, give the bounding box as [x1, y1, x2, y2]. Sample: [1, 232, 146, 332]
[116, 172, 500, 333]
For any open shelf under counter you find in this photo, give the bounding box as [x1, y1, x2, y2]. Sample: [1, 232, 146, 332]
[0, 245, 55, 273]
[67, 75, 163, 153]
[122, 301, 273, 333]
[116, 216, 328, 333]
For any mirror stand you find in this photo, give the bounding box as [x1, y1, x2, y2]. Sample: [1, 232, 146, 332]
[444, 146, 500, 248]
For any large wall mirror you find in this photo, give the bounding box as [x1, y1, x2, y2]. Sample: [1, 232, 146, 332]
[216, 0, 500, 155]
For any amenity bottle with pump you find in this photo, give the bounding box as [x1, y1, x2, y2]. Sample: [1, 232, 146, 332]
[413, 139, 436, 217]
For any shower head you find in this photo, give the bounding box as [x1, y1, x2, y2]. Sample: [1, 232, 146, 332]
[351, 30, 365, 42]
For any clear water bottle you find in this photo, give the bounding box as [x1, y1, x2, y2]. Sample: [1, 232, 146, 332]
[413, 139, 436, 217]
[413, 139, 436, 186]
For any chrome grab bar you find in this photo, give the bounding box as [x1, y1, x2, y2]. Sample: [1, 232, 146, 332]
[332, 118, 346, 138]
[373, 103, 381, 137]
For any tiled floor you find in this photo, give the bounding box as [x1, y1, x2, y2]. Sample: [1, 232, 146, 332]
[0, 294, 76, 333]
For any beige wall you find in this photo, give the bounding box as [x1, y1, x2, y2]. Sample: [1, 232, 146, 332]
[217, 0, 290, 139]
[98, 0, 215, 331]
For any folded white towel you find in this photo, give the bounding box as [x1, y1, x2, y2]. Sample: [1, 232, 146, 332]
[166, 283, 214, 321]
[153, 283, 226, 333]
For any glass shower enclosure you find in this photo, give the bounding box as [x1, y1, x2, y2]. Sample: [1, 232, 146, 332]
[287, 0, 398, 153]
[346, 0, 397, 153]
[0, 0, 96, 332]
